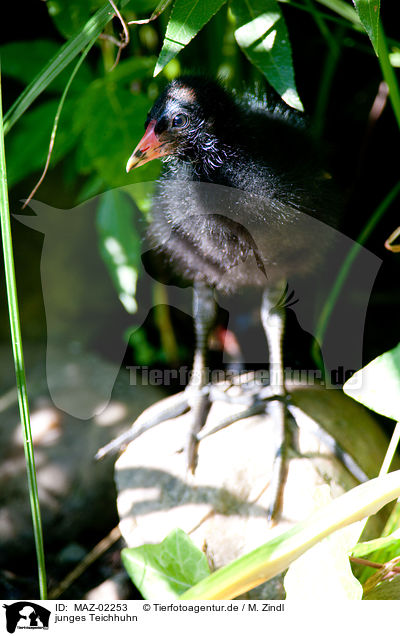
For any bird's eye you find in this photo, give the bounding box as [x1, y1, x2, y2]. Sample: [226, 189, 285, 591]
[172, 113, 188, 128]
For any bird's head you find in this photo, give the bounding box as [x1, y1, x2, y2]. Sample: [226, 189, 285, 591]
[126, 76, 234, 174]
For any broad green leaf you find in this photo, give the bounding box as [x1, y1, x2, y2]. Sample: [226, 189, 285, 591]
[352, 0, 380, 55]
[343, 343, 400, 421]
[121, 528, 211, 599]
[363, 575, 400, 600]
[351, 529, 400, 558]
[352, 526, 400, 585]
[47, 0, 105, 39]
[131, 0, 165, 13]
[231, 0, 303, 111]
[99, 56, 157, 85]
[180, 470, 400, 600]
[5, 99, 78, 188]
[154, 0, 228, 76]
[129, 0, 173, 22]
[284, 486, 363, 600]
[3, 0, 133, 135]
[96, 190, 142, 313]
[74, 80, 158, 187]
[0, 40, 92, 93]
[72, 58, 156, 187]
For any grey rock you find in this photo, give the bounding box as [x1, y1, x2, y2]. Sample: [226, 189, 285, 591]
[115, 381, 395, 600]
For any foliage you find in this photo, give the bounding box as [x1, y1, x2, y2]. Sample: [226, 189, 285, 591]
[96, 189, 142, 312]
[2, 0, 398, 324]
[121, 472, 400, 599]
[343, 343, 400, 422]
[343, 344, 400, 594]
[121, 528, 211, 598]
[1, 0, 400, 600]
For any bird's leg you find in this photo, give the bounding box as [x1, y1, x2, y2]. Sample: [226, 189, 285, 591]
[185, 281, 217, 472]
[95, 282, 216, 465]
[261, 284, 291, 520]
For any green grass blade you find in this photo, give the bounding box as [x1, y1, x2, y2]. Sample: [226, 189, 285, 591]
[0, 71, 47, 599]
[3, 0, 132, 135]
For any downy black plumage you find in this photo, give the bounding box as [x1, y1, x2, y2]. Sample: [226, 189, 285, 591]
[126, 76, 339, 294]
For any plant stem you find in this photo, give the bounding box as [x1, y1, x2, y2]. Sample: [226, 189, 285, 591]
[0, 72, 47, 599]
[350, 556, 400, 573]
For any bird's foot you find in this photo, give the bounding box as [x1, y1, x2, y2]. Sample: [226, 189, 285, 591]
[183, 383, 212, 473]
[95, 382, 213, 473]
[263, 397, 292, 523]
[95, 370, 293, 520]
[95, 390, 191, 460]
[196, 381, 292, 522]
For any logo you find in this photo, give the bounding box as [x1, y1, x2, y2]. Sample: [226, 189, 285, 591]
[2, 603, 50, 633]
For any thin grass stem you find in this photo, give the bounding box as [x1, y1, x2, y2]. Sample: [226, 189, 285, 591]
[0, 71, 47, 599]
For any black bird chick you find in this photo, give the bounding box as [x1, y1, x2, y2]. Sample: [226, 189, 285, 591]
[127, 77, 337, 291]
[124, 76, 339, 518]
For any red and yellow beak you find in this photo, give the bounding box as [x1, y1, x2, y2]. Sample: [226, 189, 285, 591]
[126, 120, 171, 172]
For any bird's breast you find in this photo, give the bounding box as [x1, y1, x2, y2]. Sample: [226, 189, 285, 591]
[147, 179, 332, 293]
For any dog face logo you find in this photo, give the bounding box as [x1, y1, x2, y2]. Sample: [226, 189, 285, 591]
[2, 602, 50, 633]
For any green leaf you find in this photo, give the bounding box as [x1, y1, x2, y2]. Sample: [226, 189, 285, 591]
[47, 0, 105, 39]
[351, 529, 400, 558]
[78, 86, 159, 187]
[284, 487, 363, 600]
[121, 528, 211, 599]
[96, 190, 142, 313]
[352, 526, 400, 585]
[180, 470, 400, 600]
[343, 343, 400, 421]
[231, 0, 303, 110]
[363, 576, 400, 600]
[3, 0, 133, 135]
[5, 99, 78, 188]
[352, 0, 380, 55]
[154, 0, 228, 76]
[140, 0, 167, 11]
[74, 79, 158, 187]
[0, 40, 92, 93]
[99, 56, 157, 85]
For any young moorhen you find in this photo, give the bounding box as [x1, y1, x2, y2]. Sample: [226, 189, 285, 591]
[121, 76, 340, 517]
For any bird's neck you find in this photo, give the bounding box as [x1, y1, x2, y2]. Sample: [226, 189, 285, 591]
[165, 135, 241, 187]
